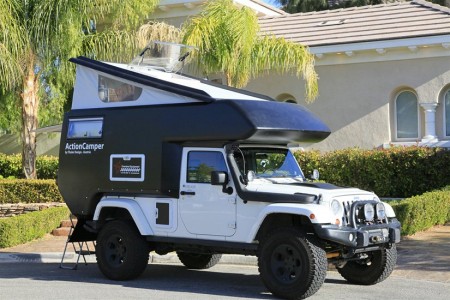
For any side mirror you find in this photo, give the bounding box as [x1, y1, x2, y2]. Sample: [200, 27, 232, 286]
[211, 171, 228, 185]
[311, 169, 320, 181]
[211, 171, 233, 195]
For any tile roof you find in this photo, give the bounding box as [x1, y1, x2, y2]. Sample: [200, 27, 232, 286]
[258, 0, 450, 47]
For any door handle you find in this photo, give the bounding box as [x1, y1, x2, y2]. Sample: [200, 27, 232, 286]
[180, 191, 196, 196]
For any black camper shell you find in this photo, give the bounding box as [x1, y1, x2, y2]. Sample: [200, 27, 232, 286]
[58, 56, 330, 217]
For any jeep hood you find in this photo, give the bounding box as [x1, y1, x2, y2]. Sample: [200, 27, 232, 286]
[245, 180, 376, 200]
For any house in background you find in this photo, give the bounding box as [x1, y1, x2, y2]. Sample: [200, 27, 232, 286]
[248, 0, 450, 151]
[3, 0, 449, 155]
[151, 0, 285, 27]
[153, 0, 450, 151]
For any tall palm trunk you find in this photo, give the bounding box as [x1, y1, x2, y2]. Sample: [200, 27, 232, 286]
[21, 60, 39, 179]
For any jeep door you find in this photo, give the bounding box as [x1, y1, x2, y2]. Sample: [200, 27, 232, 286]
[179, 148, 237, 237]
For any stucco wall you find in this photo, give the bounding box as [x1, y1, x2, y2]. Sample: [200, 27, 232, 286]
[246, 56, 450, 151]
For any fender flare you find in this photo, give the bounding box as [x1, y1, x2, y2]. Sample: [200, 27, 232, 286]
[382, 201, 397, 218]
[93, 198, 154, 236]
[245, 203, 335, 243]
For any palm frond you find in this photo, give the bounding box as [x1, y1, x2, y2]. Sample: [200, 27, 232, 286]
[0, 0, 29, 90]
[253, 36, 318, 101]
[182, 0, 318, 101]
[137, 22, 182, 48]
[83, 30, 140, 63]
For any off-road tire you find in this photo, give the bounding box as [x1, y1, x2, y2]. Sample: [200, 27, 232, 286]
[258, 228, 327, 300]
[337, 244, 397, 285]
[96, 220, 149, 280]
[177, 252, 222, 269]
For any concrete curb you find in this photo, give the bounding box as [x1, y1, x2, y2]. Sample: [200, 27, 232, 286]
[0, 252, 258, 266]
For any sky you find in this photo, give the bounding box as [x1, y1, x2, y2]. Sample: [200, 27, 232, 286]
[262, 0, 281, 8]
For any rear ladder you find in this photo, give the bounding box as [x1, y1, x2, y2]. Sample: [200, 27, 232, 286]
[60, 215, 96, 270]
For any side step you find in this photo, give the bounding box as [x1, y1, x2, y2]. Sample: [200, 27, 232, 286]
[60, 215, 97, 270]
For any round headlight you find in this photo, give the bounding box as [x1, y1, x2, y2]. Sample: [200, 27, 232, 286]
[376, 203, 386, 219]
[331, 200, 343, 216]
[364, 203, 375, 221]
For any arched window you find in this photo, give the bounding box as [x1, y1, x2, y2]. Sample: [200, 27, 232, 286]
[276, 93, 297, 104]
[445, 89, 450, 137]
[395, 91, 419, 139]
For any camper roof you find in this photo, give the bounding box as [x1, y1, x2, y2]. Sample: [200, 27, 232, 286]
[70, 56, 273, 110]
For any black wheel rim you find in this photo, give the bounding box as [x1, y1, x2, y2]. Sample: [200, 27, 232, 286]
[104, 234, 127, 267]
[270, 243, 303, 284]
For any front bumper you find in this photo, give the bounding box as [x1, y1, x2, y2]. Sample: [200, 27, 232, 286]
[313, 218, 401, 247]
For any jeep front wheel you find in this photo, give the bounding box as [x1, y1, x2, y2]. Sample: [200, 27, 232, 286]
[337, 244, 397, 285]
[177, 252, 222, 269]
[96, 220, 149, 280]
[258, 228, 327, 300]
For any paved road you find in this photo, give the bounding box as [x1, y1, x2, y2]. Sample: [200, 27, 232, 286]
[0, 262, 448, 300]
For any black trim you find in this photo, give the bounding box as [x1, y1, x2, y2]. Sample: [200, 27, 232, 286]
[146, 235, 258, 255]
[225, 145, 318, 204]
[288, 182, 343, 189]
[69, 56, 215, 103]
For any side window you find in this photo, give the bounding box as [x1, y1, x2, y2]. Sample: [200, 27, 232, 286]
[445, 90, 450, 137]
[395, 91, 419, 139]
[98, 75, 142, 102]
[187, 151, 227, 183]
[67, 118, 103, 139]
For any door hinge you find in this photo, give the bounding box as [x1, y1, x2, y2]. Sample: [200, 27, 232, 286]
[228, 198, 237, 204]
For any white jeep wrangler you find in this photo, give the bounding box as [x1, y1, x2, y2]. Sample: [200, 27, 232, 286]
[58, 42, 401, 299]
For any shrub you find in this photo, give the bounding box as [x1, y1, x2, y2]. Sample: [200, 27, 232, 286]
[0, 206, 69, 248]
[0, 154, 58, 179]
[0, 153, 22, 178]
[36, 156, 59, 179]
[295, 146, 450, 198]
[0, 179, 62, 204]
[390, 187, 450, 236]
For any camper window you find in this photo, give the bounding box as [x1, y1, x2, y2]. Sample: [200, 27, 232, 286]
[98, 75, 142, 102]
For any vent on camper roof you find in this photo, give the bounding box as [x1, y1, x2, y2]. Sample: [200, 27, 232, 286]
[317, 19, 346, 26]
[128, 41, 196, 73]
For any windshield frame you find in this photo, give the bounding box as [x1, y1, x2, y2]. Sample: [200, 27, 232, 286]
[232, 146, 305, 181]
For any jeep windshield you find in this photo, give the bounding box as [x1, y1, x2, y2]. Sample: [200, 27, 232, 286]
[233, 147, 305, 181]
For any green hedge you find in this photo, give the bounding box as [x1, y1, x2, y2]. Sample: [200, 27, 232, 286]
[0, 179, 63, 204]
[390, 187, 450, 236]
[0, 153, 58, 179]
[0, 206, 69, 248]
[295, 146, 450, 198]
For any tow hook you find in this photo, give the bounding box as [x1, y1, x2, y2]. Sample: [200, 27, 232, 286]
[370, 235, 383, 243]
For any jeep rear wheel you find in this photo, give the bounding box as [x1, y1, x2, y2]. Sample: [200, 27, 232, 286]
[337, 244, 397, 285]
[258, 228, 327, 300]
[96, 220, 149, 280]
[177, 252, 222, 269]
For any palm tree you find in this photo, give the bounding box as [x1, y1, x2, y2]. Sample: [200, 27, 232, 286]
[0, 0, 159, 179]
[182, 0, 318, 102]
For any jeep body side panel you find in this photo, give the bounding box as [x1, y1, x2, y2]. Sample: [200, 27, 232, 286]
[244, 203, 335, 243]
[93, 198, 154, 235]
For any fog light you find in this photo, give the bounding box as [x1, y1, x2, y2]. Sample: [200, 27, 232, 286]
[349, 233, 354, 241]
[376, 203, 386, 219]
[364, 203, 375, 221]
